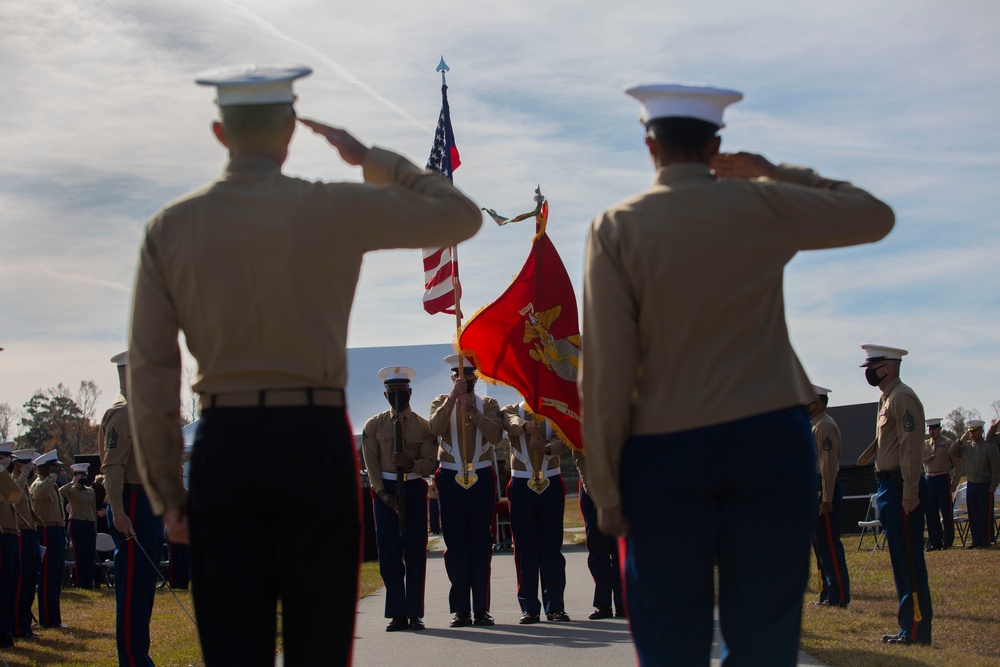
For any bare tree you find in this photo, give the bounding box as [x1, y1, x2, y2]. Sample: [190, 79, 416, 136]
[946, 407, 982, 437]
[76, 380, 101, 423]
[0, 403, 14, 440]
[991, 400, 1000, 421]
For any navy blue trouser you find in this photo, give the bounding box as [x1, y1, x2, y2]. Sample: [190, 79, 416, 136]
[579, 479, 623, 613]
[428, 495, 441, 534]
[167, 540, 190, 589]
[70, 519, 97, 589]
[621, 406, 816, 667]
[508, 475, 566, 615]
[13, 529, 38, 636]
[966, 481, 995, 547]
[876, 474, 932, 642]
[435, 467, 495, 614]
[814, 479, 850, 605]
[923, 473, 954, 549]
[372, 478, 429, 619]
[108, 487, 163, 667]
[191, 406, 361, 667]
[0, 533, 19, 645]
[36, 525, 65, 627]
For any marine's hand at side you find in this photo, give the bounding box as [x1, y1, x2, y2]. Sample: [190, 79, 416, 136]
[163, 506, 190, 544]
[298, 119, 369, 166]
[711, 152, 776, 180]
[598, 505, 630, 538]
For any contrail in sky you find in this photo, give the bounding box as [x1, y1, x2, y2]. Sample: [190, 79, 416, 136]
[216, 0, 430, 132]
[37, 267, 131, 293]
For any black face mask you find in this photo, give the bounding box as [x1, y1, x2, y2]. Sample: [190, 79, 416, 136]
[386, 389, 410, 412]
[865, 367, 882, 387]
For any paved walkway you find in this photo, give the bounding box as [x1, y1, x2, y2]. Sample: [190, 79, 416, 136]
[347, 539, 829, 666]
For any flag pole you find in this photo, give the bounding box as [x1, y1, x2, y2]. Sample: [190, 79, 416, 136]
[437, 56, 472, 487]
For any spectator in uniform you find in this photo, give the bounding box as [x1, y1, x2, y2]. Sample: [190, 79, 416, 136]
[99, 351, 162, 667]
[580, 83, 894, 666]
[949, 419, 1000, 548]
[573, 449, 623, 620]
[0, 442, 23, 648]
[9, 450, 38, 638]
[922, 418, 961, 550]
[126, 64, 481, 667]
[61, 462, 98, 588]
[429, 354, 502, 628]
[809, 385, 850, 607]
[362, 366, 438, 632]
[857, 344, 932, 644]
[30, 450, 66, 629]
[501, 401, 569, 624]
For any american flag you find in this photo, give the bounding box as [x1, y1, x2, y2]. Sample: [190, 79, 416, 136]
[422, 83, 463, 316]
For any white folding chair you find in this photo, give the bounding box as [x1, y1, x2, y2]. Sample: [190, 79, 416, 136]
[953, 482, 969, 547]
[95, 532, 116, 588]
[857, 493, 884, 550]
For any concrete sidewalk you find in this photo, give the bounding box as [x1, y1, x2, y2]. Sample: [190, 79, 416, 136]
[348, 541, 829, 666]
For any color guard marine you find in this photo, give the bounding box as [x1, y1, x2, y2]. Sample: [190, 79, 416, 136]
[362, 366, 438, 632]
[429, 354, 502, 628]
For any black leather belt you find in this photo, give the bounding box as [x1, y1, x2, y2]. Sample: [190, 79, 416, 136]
[875, 468, 901, 481]
[200, 388, 345, 410]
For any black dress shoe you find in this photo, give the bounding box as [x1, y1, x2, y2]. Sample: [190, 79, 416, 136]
[881, 632, 902, 643]
[925, 544, 941, 552]
[450, 612, 472, 628]
[588, 607, 614, 620]
[386, 617, 409, 632]
[408, 617, 425, 631]
[546, 610, 571, 622]
[886, 636, 930, 645]
[519, 612, 540, 624]
[473, 611, 495, 626]
[614, 610, 626, 618]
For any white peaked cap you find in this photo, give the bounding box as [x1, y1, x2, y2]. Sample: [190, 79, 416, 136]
[196, 64, 312, 107]
[71, 463, 90, 473]
[967, 419, 985, 430]
[0, 441, 13, 455]
[12, 449, 35, 462]
[33, 450, 58, 466]
[812, 385, 832, 396]
[926, 418, 942, 427]
[110, 351, 128, 367]
[625, 84, 743, 127]
[859, 344, 908, 367]
[378, 366, 416, 384]
[444, 353, 475, 371]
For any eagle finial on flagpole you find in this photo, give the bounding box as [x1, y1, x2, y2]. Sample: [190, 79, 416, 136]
[437, 56, 449, 84]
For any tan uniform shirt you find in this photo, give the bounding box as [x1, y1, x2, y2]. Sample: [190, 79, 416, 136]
[60, 482, 97, 522]
[580, 162, 894, 507]
[429, 394, 502, 466]
[30, 473, 66, 526]
[949, 433, 1000, 486]
[812, 412, 841, 504]
[869, 378, 925, 500]
[0, 471, 21, 532]
[361, 407, 438, 496]
[12, 471, 35, 530]
[128, 147, 482, 514]
[98, 394, 143, 516]
[500, 403, 565, 475]
[923, 435, 962, 492]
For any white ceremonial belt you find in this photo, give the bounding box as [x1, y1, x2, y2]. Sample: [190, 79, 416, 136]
[439, 460, 492, 472]
[924, 471, 949, 477]
[381, 472, 422, 481]
[512, 468, 561, 479]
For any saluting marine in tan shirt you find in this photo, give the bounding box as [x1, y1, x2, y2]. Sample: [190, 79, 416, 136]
[924, 432, 961, 493]
[30, 468, 66, 527]
[60, 479, 97, 523]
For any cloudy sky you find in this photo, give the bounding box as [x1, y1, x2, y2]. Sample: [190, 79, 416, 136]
[2, 0, 998, 431]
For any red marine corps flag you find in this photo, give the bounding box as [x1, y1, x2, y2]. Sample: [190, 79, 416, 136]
[422, 58, 463, 317]
[459, 192, 583, 450]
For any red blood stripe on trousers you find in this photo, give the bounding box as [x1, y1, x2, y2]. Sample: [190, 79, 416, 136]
[124, 492, 138, 667]
[823, 513, 846, 604]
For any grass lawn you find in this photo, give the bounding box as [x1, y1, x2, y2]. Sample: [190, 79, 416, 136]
[801, 540, 1000, 666]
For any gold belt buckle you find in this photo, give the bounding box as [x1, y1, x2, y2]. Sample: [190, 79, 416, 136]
[455, 462, 478, 489]
[527, 470, 550, 494]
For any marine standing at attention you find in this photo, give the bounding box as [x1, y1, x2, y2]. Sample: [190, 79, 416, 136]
[126, 64, 481, 667]
[857, 344, 932, 644]
[809, 385, 850, 608]
[362, 366, 438, 632]
[429, 354, 502, 628]
[580, 83, 895, 666]
[30, 450, 67, 630]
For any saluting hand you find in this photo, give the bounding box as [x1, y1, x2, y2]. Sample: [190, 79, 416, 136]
[711, 152, 776, 180]
[298, 119, 369, 166]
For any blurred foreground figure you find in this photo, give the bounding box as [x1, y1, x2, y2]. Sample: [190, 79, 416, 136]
[580, 83, 895, 666]
[127, 64, 481, 666]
